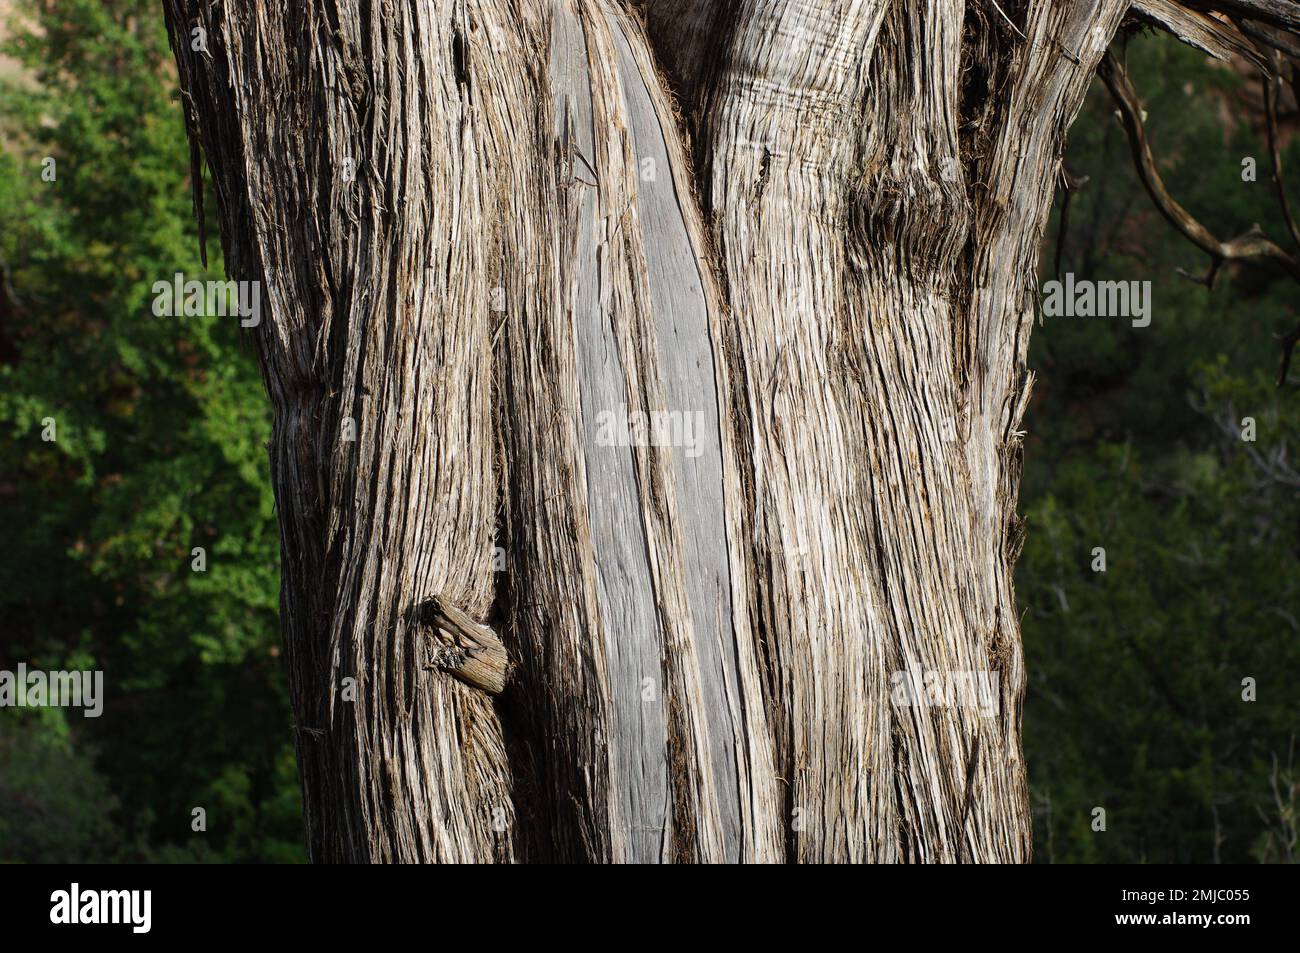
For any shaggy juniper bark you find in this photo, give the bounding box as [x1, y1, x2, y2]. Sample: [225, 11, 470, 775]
[161, 0, 1300, 862]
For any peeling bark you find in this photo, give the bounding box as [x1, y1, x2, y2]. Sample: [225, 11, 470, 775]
[163, 0, 1135, 862]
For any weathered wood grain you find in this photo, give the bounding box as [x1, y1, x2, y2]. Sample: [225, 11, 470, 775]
[163, 0, 1266, 863]
[1131, 0, 1268, 66]
[497, 0, 774, 862]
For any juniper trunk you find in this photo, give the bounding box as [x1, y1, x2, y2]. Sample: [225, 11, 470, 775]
[162, 0, 1128, 862]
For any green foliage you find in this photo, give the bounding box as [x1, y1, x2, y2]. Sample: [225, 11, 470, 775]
[0, 0, 301, 862]
[1022, 33, 1300, 863]
[0, 710, 121, 863]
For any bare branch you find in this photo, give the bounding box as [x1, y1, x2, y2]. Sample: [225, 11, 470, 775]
[1099, 50, 1300, 286]
[1233, 13, 1300, 59]
[1189, 0, 1300, 32]
[1208, 404, 1300, 485]
[1130, 0, 1268, 67]
[1100, 49, 1300, 382]
[1262, 52, 1300, 248]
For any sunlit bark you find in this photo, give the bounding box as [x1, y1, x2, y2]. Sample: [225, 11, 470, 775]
[163, 0, 1134, 862]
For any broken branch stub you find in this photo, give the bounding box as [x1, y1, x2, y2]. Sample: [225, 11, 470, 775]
[417, 596, 511, 695]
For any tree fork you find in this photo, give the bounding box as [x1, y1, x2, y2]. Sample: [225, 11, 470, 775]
[163, 0, 1140, 862]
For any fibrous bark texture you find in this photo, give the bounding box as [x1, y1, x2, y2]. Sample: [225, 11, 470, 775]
[164, 0, 1131, 862]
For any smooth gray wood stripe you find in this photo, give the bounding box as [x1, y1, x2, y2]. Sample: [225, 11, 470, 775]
[607, 11, 744, 862]
[552, 0, 669, 863]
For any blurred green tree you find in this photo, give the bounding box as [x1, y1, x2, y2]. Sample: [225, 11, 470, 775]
[1022, 33, 1300, 863]
[0, 0, 301, 862]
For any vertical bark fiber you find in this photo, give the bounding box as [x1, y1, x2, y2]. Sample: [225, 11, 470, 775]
[695, 0, 1130, 864]
[164, 0, 1130, 862]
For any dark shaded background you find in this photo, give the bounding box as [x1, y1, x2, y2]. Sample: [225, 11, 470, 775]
[0, 0, 1295, 863]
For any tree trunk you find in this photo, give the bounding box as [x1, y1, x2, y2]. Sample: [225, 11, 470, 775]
[162, 0, 1128, 862]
